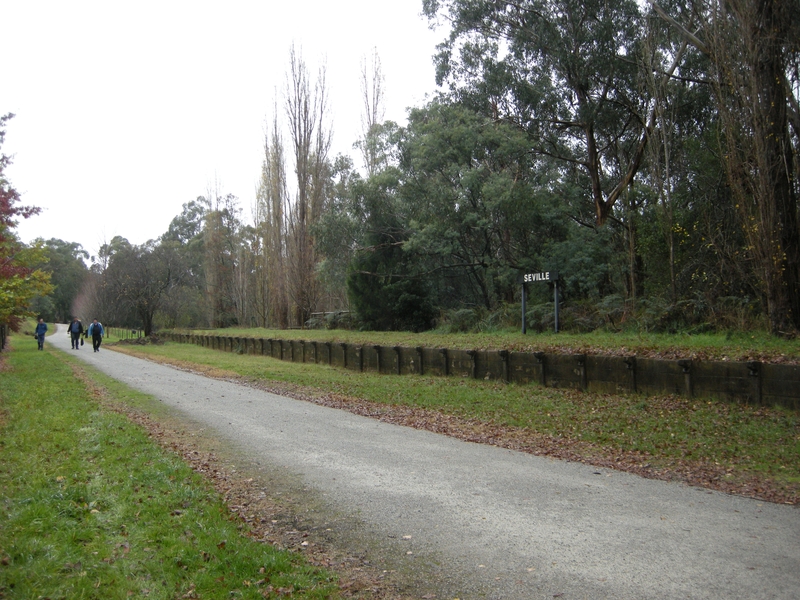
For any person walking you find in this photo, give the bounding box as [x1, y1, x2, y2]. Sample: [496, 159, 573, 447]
[34, 318, 48, 350]
[68, 317, 84, 349]
[88, 319, 104, 352]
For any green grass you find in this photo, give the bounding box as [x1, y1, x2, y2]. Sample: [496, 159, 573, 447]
[176, 326, 800, 364]
[115, 340, 800, 492]
[0, 333, 339, 599]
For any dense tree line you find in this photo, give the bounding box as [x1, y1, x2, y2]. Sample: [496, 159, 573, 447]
[18, 1, 800, 337]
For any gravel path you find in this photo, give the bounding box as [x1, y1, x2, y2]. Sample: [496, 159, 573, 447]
[52, 326, 799, 599]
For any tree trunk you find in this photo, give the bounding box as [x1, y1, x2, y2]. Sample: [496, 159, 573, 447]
[714, 0, 800, 334]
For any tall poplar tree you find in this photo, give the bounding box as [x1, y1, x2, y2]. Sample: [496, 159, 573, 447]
[255, 110, 290, 328]
[285, 46, 331, 326]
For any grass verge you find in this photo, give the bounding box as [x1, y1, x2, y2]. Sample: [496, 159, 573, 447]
[112, 340, 800, 504]
[176, 326, 800, 364]
[0, 333, 340, 599]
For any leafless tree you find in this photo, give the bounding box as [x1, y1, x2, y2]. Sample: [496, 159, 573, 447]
[358, 47, 386, 176]
[255, 106, 290, 328]
[284, 46, 332, 326]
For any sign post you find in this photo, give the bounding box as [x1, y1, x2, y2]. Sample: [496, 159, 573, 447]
[553, 276, 559, 333]
[521, 280, 527, 334]
[519, 271, 559, 334]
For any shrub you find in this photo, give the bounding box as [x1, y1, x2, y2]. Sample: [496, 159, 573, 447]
[440, 308, 481, 333]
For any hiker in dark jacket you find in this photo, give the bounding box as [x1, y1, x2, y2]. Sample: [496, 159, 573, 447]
[87, 319, 104, 352]
[35, 318, 47, 350]
[68, 317, 84, 349]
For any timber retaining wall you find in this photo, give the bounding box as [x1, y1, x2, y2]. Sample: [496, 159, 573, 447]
[161, 332, 800, 410]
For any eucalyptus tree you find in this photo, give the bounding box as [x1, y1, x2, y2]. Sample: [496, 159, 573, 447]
[163, 198, 207, 245]
[311, 154, 362, 312]
[158, 199, 207, 328]
[76, 235, 134, 326]
[315, 101, 618, 327]
[423, 0, 662, 227]
[313, 119, 439, 330]
[421, 0, 702, 312]
[647, 0, 800, 333]
[313, 122, 415, 326]
[203, 193, 243, 328]
[94, 238, 176, 335]
[32, 238, 90, 322]
[422, 0, 800, 333]
[96, 235, 134, 270]
[397, 101, 568, 309]
[345, 164, 438, 331]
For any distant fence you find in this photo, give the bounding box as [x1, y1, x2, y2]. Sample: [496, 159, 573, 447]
[160, 332, 800, 411]
[107, 326, 144, 341]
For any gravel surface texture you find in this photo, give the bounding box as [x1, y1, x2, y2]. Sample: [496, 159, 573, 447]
[52, 326, 800, 599]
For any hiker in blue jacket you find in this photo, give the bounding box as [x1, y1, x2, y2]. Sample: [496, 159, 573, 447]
[88, 319, 104, 352]
[68, 317, 84, 349]
[35, 318, 47, 350]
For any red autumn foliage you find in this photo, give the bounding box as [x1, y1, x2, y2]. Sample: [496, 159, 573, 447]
[0, 113, 44, 331]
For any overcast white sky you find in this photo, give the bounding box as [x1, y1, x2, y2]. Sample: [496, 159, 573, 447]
[2, 1, 444, 260]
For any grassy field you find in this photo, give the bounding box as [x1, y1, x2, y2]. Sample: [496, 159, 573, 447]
[114, 336, 800, 504]
[0, 331, 340, 599]
[174, 326, 800, 364]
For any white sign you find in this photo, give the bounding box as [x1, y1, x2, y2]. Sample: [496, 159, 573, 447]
[523, 271, 555, 283]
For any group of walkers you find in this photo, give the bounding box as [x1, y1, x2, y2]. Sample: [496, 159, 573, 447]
[67, 317, 105, 352]
[34, 317, 105, 352]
